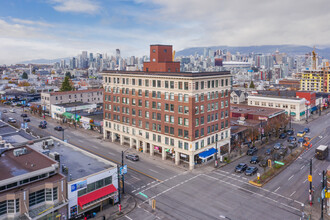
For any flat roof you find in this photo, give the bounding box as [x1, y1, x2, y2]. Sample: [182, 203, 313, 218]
[102, 70, 231, 78]
[48, 88, 103, 96]
[249, 94, 302, 101]
[0, 146, 57, 181]
[0, 121, 35, 144]
[231, 104, 285, 117]
[28, 138, 113, 181]
[53, 102, 95, 108]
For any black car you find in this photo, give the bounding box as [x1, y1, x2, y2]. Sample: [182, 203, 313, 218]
[250, 156, 260, 164]
[279, 146, 288, 156]
[279, 133, 287, 139]
[23, 118, 30, 122]
[287, 136, 296, 142]
[39, 124, 47, 129]
[265, 148, 274, 155]
[245, 166, 258, 176]
[288, 142, 298, 149]
[286, 129, 294, 135]
[235, 163, 248, 173]
[273, 143, 283, 150]
[8, 118, 16, 123]
[21, 113, 28, 117]
[259, 158, 269, 167]
[40, 121, 47, 126]
[304, 128, 310, 133]
[247, 147, 258, 156]
[126, 154, 139, 161]
[54, 126, 64, 131]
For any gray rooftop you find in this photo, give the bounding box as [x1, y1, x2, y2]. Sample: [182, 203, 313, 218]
[29, 139, 113, 181]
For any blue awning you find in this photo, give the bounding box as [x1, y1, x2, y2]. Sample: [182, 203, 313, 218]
[198, 148, 217, 159]
[310, 106, 317, 112]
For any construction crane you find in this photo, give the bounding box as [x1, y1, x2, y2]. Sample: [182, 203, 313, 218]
[312, 46, 317, 70]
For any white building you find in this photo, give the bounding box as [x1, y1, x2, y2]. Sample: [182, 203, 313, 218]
[248, 95, 307, 121]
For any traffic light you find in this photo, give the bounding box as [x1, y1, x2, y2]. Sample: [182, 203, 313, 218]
[152, 199, 156, 210]
[268, 159, 272, 168]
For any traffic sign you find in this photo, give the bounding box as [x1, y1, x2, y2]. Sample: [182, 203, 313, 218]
[321, 188, 326, 199]
[138, 192, 148, 198]
[274, 161, 284, 165]
[120, 165, 127, 175]
[308, 175, 312, 182]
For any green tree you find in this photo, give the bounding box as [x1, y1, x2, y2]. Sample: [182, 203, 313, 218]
[249, 81, 255, 89]
[60, 76, 73, 91]
[65, 72, 72, 79]
[22, 72, 28, 79]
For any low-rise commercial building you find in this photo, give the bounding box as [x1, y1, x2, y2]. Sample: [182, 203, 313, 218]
[41, 89, 103, 114]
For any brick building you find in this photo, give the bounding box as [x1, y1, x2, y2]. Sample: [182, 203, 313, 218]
[143, 45, 180, 73]
[102, 45, 231, 169]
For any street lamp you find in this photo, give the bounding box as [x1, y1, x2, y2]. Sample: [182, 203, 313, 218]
[121, 148, 130, 194]
[214, 134, 218, 168]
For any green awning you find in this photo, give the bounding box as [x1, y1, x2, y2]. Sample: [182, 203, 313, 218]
[62, 112, 73, 119]
[290, 112, 296, 116]
[300, 111, 305, 116]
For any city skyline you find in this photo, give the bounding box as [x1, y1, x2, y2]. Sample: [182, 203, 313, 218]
[0, 0, 329, 64]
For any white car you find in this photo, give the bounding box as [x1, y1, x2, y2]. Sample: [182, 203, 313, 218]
[9, 109, 15, 113]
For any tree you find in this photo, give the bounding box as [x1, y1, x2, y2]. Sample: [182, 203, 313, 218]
[22, 72, 28, 79]
[249, 81, 255, 89]
[65, 72, 72, 79]
[60, 76, 73, 92]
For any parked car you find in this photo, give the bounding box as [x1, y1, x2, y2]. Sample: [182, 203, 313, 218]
[247, 147, 258, 156]
[286, 129, 294, 135]
[23, 118, 30, 122]
[2, 110, 7, 113]
[21, 113, 27, 117]
[126, 154, 139, 161]
[39, 124, 47, 129]
[273, 143, 283, 150]
[250, 156, 260, 164]
[8, 118, 16, 123]
[3, 101, 11, 105]
[259, 157, 270, 167]
[40, 121, 47, 126]
[235, 163, 248, 173]
[245, 166, 258, 176]
[287, 136, 297, 142]
[279, 133, 287, 139]
[288, 142, 298, 149]
[265, 148, 274, 155]
[279, 146, 288, 156]
[304, 128, 310, 133]
[54, 126, 64, 131]
[298, 138, 306, 144]
[297, 131, 306, 137]
[9, 109, 15, 113]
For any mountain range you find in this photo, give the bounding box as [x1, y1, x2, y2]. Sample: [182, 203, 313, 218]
[175, 45, 330, 59]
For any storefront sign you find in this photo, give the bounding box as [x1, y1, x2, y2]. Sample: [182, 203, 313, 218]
[71, 180, 87, 192]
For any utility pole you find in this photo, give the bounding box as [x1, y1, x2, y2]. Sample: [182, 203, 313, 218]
[319, 103, 321, 116]
[62, 129, 64, 141]
[121, 151, 125, 194]
[309, 159, 313, 206]
[74, 105, 77, 129]
[214, 134, 218, 167]
[306, 105, 308, 124]
[321, 170, 325, 220]
[289, 111, 292, 129]
[117, 165, 121, 205]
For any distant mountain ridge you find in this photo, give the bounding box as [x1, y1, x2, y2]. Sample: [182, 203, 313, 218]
[19, 57, 70, 65]
[176, 45, 330, 59]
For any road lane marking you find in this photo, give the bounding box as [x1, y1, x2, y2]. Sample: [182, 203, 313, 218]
[290, 191, 296, 197]
[156, 165, 165, 170]
[300, 165, 305, 170]
[274, 187, 280, 192]
[303, 179, 308, 183]
[108, 151, 115, 156]
[125, 215, 133, 220]
[204, 174, 300, 212]
[149, 169, 159, 173]
[288, 175, 294, 181]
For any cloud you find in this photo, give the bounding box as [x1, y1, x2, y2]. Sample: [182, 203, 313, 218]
[50, 0, 100, 14]
[10, 18, 53, 27]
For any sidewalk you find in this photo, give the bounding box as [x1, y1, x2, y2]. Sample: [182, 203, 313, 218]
[293, 107, 330, 125]
[94, 194, 136, 220]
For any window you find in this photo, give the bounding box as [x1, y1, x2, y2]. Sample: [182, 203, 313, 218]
[184, 94, 189, 102]
[170, 127, 174, 135]
[157, 102, 161, 110]
[184, 106, 189, 114]
[29, 189, 45, 207]
[178, 129, 183, 137]
[201, 116, 204, 124]
[178, 82, 183, 90]
[184, 82, 189, 90]
[201, 93, 204, 101]
[165, 92, 169, 100]
[46, 188, 52, 201]
[195, 142, 199, 150]
[165, 81, 169, 88]
[170, 93, 174, 100]
[184, 118, 189, 126]
[184, 142, 189, 150]
[138, 89, 142, 96]
[145, 79, 149, 87]
[201, 105, 204, 113]
[195, 118, 199, 126]
[152, 80, 156, 87]
[178, 93, 183, 102]
[195, 82, 199, 90]
[178, 105, 183, 113]
[195, 94, 199, 102]
[157, 91, 161, 99]
[157, 80, 161, 87]
[170, 81, 174, 89]
[178, 141, 183, 149]
[201, 81, 204, 89]
[184, 130, 189, 138]
[132, 89, 136, 95]
[178, 117, 183, 125]
[145, 100, 149, 108]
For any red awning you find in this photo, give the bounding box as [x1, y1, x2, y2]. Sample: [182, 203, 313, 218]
[78, 184, 117, 209]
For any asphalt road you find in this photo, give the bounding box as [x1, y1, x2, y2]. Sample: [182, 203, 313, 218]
[1, 105, 328, 220]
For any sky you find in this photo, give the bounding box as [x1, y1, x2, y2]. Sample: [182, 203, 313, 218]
[0, 0, 329, 64]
